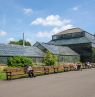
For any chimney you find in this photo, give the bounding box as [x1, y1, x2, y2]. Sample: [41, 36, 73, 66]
[23, 32, 25, 46]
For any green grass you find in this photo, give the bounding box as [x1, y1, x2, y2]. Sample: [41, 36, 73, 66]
[0, 71, 6, 80]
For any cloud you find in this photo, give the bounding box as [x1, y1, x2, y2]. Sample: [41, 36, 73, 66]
[36, 24, 74, 38]
[31, 15, 71, 26]
[23, 8, 33, 15]
[73, 6, 80, 11]
[0, 30, 7, 36]
[32, 14, 74, 38]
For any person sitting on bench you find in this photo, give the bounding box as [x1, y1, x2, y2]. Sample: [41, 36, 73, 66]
[27, 66, 35, 77]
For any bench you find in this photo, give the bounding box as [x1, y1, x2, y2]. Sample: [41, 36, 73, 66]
[43, 66, 59, 74]
[63, 65, 69, 72]
[6, 66, 51, 80]
[91, 63, 95, 68]
[33, 67, 45, 75]
[6, 68, 27, 80]
[44, 67, 49, 75]
[53, 66, 59, 73]
[69, 64, 76, 71]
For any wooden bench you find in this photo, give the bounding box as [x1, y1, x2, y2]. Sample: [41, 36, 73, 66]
[69, 64, 76, 71]
[33, 66, 45, 75]
[6, 68, 27, 80]
[63, 65, 69, 72]
[58, 65, 64, 72]
[81, 64, 86, 69]
[53, 66, 59, 73]
[91, 63, 95, 68]
[44, 67, 49, 75]
[43, 66, 59, 74]
[6, 66, 51, 80]
[5, 63, 82, 80]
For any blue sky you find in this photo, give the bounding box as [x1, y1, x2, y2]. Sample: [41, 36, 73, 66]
[0, 0, 95, 44]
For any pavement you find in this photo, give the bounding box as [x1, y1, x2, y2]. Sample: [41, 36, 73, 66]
[0, 68, 95, 97]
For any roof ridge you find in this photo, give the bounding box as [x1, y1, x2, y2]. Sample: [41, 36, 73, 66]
[53, 27, 84, 36]
[0, 43, 33, 47]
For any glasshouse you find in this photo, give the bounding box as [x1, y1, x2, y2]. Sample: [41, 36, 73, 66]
[0, 27, 95, 65]
[0, 42, 80, 65]
[34, 42, 80, 63]
[0, 44, 44, 65]
[49, 27, 95, 62]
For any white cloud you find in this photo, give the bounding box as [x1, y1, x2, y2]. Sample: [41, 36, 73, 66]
[73, 6, 79, 11]
[31, 15, 71, 26]
[32, 14, 74, 38]
[0, 30, 7, 36]
[36, 24, 74, 38]
[23, 8, 33, 15]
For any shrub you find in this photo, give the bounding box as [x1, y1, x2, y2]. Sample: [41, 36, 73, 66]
[0, 65, 7, 71]
[43, 51, 57, 66]
[7, 56, 33, 67]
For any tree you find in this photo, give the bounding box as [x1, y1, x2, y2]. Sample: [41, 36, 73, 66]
[9, 39, 31, 46]
[7, 56, 33, 67]
[43, 51, 57, 66]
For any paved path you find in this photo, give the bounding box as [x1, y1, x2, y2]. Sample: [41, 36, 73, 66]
[0, 69, 95, 97]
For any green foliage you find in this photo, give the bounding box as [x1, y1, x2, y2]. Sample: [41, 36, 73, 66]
[43, 51, 57, 66]
[0, 71, 6, 80]
[9, 39, 31, 46]
[7, 56, 33, 67]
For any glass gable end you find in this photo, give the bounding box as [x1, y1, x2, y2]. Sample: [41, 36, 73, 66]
[52, 32, 85, 40]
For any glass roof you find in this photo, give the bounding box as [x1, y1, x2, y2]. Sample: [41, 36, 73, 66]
[0, 44, 44, 57]
[49, 37, 91, 45]
[34, 42, 79, 56]
[51, 28, 95, 45]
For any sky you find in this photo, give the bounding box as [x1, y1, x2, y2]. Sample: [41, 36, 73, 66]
[0, 0, 95, 44]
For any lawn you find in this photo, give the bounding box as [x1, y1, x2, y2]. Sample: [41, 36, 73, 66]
[0, 71, 6, 80]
